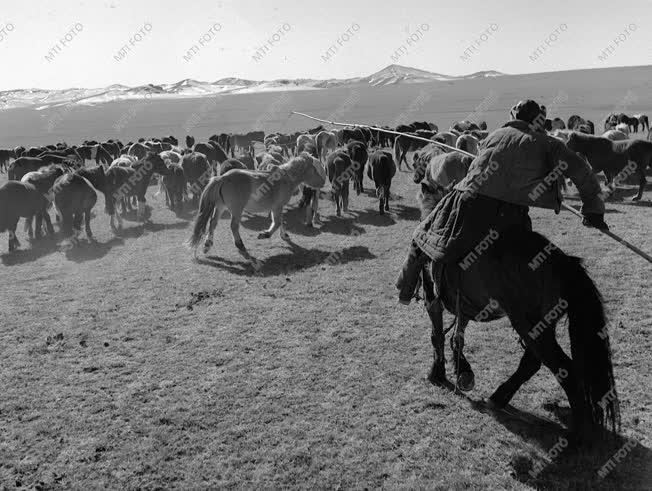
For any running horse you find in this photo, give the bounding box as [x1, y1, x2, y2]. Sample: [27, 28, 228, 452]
[414, 186, 620, 440]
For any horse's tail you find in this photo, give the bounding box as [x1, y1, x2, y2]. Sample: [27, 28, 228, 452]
[393, 138, 401, 167]
[560, 254, 620, 434]
[187, 177, 221, 249]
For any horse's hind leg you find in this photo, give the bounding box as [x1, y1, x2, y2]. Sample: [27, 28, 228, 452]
[451, 317, 475, 391]
[7, 217, 20, 251]
[42, 211, 54, 235]
[72, 212, 83, 242]
[84, 208, 94, 240]
[202, 207, 220, 254]
[633, 165, 646, 201]
[488, 346, 541, 409]
[508, 314, 583, 432]
[422, 264, 446, 384]
[230, 211, 253, 261]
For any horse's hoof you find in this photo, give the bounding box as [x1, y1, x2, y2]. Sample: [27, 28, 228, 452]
[280, 232, 291, 242]
[456, 371, 475, 392]
[632, 196, 641, 201]
[202, 240, 213, 254]
[428, 365, 446, 386]
[257, 232, 270, 239]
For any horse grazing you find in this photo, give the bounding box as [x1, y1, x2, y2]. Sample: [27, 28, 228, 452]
[188, 153, 326, 261]
[346, 140, 368, 195]
[20, 165, 67, 237]
[566, 132, 652, 200]
[326, 150, 353, 216]
[415, 197, 620, 439]
[52, 173, 99, 242]
[366, 150, 396, 214]
[108, 152, 170, 220]
[0, 181, 53, 251]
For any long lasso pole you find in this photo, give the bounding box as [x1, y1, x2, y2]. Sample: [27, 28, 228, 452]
[290, 110, 652, 265]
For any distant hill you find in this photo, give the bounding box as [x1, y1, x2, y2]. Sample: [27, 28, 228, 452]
[0, 64, 506, 109]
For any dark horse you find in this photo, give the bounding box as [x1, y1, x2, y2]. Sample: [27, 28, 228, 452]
[0, 181, 52, 251]
[53, 166, 113, 242]
[566, 132, 652, 201]
[415, 198, 620, 440]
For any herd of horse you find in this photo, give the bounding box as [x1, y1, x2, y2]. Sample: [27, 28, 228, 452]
[0, 109, 650, 254]
[1, 106, 650, 442]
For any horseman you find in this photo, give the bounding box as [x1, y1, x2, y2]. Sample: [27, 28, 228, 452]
[396, 99, 608, 305]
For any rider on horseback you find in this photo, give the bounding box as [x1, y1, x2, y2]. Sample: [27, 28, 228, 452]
[396, 99, 608, 304]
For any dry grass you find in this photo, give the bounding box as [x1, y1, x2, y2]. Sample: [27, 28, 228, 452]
[0, 162, 650, 489]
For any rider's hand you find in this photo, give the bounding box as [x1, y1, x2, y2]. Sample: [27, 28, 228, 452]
[582, 213, 609, 231]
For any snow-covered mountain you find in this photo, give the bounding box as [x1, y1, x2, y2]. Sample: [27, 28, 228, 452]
[0, 64, 505, 109]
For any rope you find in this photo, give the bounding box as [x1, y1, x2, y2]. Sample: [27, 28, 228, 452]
[290, 110, 652, 265]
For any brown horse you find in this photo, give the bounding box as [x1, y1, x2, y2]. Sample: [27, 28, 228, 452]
[188, 153, 326, 261]
[566, 132, 652, 200]
[0, 181, 52, 251]
[367, 150, 396, 214]
[326, 150, 353, 216]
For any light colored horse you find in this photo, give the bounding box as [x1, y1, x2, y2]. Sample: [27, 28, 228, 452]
[295, 134, 315, 154]
[110, 155, 138, 167]
[315, 131, 338, 161]
[602, 130, 628, 141]
[615, 123, 630, 136]
[188, 153, 326, 261]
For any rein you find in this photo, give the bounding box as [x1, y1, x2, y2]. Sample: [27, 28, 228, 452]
[290, 111, 652, 265]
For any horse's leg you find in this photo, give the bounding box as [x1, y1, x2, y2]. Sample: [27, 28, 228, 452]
[488, 346, 541, 409]
[342, 182, 349, 212]
[42, 211, 54, 235]
[137, 196, 146, 221]
[509, 315, 583, 433]
[84, 208, 94, 240]
[632, 164, 646, 201]
[34, 213, 43, 239]
[24, 216, 33, 240]
[385, 184, 391, 211]
[312, 191, 321, 225]
[7, 217, 20, 251]
[72, 211, 83, 242]
[422, 265, 446, 384]
[203, 207, 219, 254]
[335, 189, 341, 217]
[450, 317, 475, 391]
[230, 210, 252, 260]
[258, 206, 282, 239]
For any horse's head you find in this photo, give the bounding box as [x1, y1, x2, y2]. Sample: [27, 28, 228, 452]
[145, 152, 170, 175]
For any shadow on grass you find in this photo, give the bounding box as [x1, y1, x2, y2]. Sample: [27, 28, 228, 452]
[196, 243, 376, 277]
[0, 234, 61, 266]
[64, 237, 125, 262]
[431, 380, 652, 490]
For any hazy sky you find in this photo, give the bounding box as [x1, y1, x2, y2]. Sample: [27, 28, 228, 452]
[0, 0, 650, 90]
